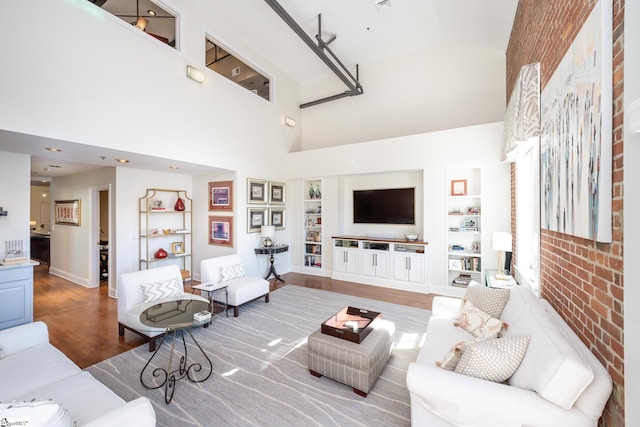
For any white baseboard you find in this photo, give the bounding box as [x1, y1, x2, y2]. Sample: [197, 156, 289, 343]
[48, 267, 95, 288]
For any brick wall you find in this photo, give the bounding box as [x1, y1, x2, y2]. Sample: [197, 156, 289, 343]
[506, 0, 624, 425]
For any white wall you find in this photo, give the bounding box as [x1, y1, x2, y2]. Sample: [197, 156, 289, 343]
[30, 186, 50, 231]
[50, 167, 116, 287]
[625, 0, 639, 423]
[0, 0, 301, 172]
[300, 45, 507, 149]
[0, 152, 30, 258]
[285, 122, 511, 293]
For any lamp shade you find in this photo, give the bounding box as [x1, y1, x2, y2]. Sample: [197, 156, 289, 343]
[261, 225, 275, 238]
[491, 232, 512, 252]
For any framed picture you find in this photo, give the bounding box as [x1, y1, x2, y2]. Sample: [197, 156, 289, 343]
[171, 242, 185, 254]
[463, 219, 477, 228]
[269, 207, 286, 230]
[247, 207, 267, 233]
[55, 199, 81, 226]
[269, 181, 286, 205]
[247, 178, 267, 204]
[209, 180, 233, 211]
[209, 216, 234, 247]
[448, 259, 463, 270]
[451, 179, 467, 196]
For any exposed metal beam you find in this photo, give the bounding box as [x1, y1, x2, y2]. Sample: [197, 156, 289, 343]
[264, 0, 363, 108]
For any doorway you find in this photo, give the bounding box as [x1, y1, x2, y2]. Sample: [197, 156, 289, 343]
[90, 185, 111, 291]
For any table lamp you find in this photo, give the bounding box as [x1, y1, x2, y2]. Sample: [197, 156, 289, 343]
[261, 225, 275, 248]
[491, 231, 512, 280]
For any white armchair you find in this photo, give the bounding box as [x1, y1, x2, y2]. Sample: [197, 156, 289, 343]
[200, 254, 270, 317]
[117, 264, 209, 351]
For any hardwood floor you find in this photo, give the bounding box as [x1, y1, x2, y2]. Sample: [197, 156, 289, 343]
[33, 264, 434, 369]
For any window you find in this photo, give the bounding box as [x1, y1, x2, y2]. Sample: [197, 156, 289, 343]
[205, 38, 271, 101]
[515, 138, 540, 293]
[91, 0, 178, 49]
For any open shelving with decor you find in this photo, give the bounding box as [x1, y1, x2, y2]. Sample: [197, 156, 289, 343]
[139, 189, 192, 282]
[303, 179, 323, 272]
[446, 168, 483, 289]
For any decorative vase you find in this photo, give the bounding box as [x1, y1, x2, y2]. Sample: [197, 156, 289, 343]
[174, 197, 185, 211]
[309, 183, 315, 199]
[315, 185, 321, 199]
[154, 248, 168, 259]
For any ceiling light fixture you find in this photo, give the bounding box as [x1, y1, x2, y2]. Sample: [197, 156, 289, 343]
[45, 147, 63, 152]
[374, 0, 392, 12]
[115, 159, 130, 163]
[187, 65, 206, 83]
[169, 166, 180, 170]
[284, 116, 296, 127]
[147, 9, 157, 16]
[47, 164, 61, 168]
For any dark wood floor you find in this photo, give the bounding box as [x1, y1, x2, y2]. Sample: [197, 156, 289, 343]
[33, 264, 434, 369]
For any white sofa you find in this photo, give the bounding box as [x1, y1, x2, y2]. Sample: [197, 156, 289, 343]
[118, 264, 209, 351]
[406, 284, 613, 427]
[0, 321, 155, 426]
[200, 255, 270, 317]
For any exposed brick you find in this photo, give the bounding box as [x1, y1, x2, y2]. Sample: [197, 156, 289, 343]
[508, 1, 625, 425]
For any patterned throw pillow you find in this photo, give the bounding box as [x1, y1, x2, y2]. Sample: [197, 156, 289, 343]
[436, 341, 469, 370]
[140, 278, 183, 303]
[221, 263, 245, 282]
[456, 300, 506, 340]
[455, 335, 531, 383]
[462, 284, 511, 319]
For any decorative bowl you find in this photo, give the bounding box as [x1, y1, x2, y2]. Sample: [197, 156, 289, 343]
[405, 234, 418, 241]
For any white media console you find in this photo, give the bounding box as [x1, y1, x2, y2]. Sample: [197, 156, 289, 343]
[332, 236, 429, 294]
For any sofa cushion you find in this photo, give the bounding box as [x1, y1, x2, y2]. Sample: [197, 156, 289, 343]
[456, 300, 506, 340]
[140, 278, 183, 303]
[0, 343, 81, 401]
[0, 400, 71, 427]
[15, 371, 126, 427]
[505, 304, 595, 409]
[455, 335, 530, 383]
[463, 284, 511, 319]
[220, 263, 245, 282]
[416, 316, 474, 366]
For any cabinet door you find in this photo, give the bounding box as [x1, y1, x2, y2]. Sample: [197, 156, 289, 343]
[374, 252, 390, 278]
[393, 255, 410, 281]
[345, 250, 359, 274]
[407, 254, 425, 283]
[334, 248, 347, 273]
[360, 252, 376, 277]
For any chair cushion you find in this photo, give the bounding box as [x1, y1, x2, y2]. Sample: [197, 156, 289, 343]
[140, 278, 183, 303]
[209, 275, 269, 307]
[0, 400, 71, 427]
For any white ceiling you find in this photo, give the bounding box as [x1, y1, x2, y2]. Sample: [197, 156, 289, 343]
[1, 0, 518, 183]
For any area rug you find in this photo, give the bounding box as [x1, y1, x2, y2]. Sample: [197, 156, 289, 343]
[86, 285, 431, 426]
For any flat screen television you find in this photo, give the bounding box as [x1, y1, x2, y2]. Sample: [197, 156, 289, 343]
[353, 187, 415, 224]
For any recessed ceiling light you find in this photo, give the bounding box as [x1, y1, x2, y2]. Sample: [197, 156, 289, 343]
[47, 164, 61, 168]
[46, 147, 63, 152]
[147, 9, 157, 16]
[115, 159, 130, 163]
[169, 166, 180, 170]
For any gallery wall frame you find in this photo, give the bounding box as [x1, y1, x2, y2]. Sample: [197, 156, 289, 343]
[269, 181, 286, 205]
[450, 179, 467, 196]
[209, 180, 233, 211]
[247, 178, 267, 204]
[55, 199, 81, 226]
[247, 207, 267, 233]
[209, 216, 234, 247]
[269, 207, 286, 230]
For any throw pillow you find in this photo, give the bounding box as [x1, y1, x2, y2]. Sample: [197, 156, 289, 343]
[462, 284, 511, 319]
[0, 400, 71, 427]
[436, 341, 469, 370]
[456, 300, 506, 340]
[140, 278, 183, 303]
[455, 335, 531, 383]
[220, 263, 245, 282]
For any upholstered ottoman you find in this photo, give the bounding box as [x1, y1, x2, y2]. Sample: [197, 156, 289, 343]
[307, 320, 395, 397]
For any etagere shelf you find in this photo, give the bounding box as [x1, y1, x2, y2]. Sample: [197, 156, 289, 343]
[139, 189, 192, 282]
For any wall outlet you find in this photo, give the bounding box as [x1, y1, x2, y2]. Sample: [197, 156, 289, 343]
[232, 67, 240, 77]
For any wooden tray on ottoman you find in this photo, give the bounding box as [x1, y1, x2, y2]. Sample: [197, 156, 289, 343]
[321, 306, 381, 343]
